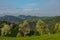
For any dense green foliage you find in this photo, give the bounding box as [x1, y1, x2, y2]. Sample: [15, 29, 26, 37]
[0, 16, 60, 40]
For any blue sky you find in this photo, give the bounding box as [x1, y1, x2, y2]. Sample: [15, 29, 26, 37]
[0, 0, 60, 16]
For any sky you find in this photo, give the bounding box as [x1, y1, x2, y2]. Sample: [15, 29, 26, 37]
[0, 0, 60, 16]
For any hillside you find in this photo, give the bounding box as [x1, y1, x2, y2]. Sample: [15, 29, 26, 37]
[0, 33, 60, 40]
[0, 15, 23, 23]
[0, 15, 60, 22]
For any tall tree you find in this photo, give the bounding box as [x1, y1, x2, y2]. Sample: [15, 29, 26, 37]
[17, 20, 30, 37]
[1, 24, 10, 36]
[36, 19, 50, 35]
[54, 23, 60, 33]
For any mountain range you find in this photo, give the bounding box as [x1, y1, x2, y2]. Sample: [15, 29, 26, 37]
[0, 15, 60, 23]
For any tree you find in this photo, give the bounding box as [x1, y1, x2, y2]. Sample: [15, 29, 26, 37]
[17, 20, 30, 37]
[1, 23, 13, 36]
[54, 23, 60, 33]
[36, 19, 50, 35]
[1, 24, 10, 35]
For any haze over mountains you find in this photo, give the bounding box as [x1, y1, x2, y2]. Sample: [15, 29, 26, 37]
[0, 0, 60, 16]
[0, 15, 59, 23]
[0, 15, 46, 23]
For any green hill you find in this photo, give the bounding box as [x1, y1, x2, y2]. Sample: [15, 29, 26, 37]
[0, 33, 60, 40]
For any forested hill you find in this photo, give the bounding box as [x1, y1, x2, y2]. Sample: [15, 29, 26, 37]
[0, 15, 60, 37]
[0, 15, 60, 23]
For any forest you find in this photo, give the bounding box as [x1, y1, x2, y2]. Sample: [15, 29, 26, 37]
[0, 15, 60, 37]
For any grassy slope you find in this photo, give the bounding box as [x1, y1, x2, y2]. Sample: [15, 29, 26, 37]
[0, 33, 60, 40]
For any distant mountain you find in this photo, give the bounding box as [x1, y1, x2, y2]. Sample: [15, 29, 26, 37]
[18, 15, 40, 19]
[0, 15, 23, 23]
[0, 15, 42, 23]
[0, 15, 59, 24]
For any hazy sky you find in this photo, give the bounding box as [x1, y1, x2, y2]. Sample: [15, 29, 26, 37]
[0, 0, 60, 16]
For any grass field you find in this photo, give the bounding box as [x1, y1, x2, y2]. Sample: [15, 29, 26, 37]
[0, 33, 60, 40]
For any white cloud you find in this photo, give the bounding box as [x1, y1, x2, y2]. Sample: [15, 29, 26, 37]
[0, 0, 60, 16]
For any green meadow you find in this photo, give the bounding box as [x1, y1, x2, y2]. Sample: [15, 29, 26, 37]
[0, 33, 60, 40]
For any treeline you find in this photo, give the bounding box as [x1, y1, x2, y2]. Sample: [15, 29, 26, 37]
[0, 16, 60, 37]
